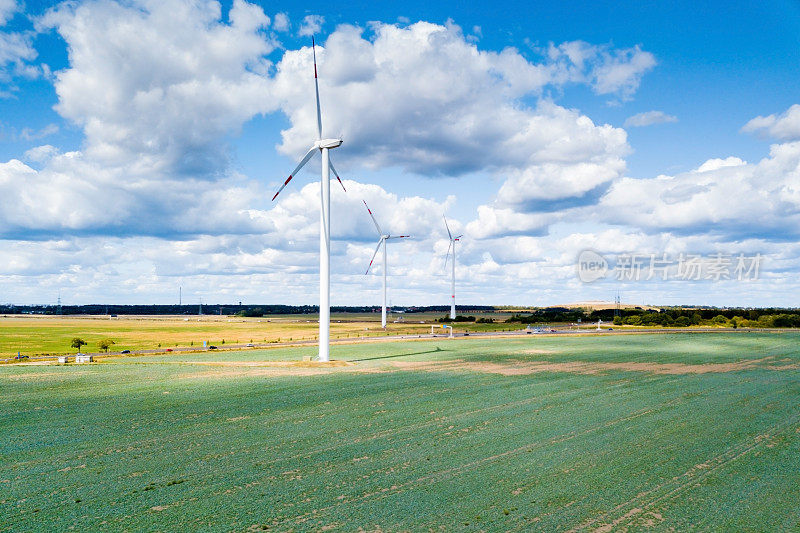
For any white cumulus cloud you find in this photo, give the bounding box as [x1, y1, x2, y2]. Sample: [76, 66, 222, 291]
[742, 104, 800, 141]
[298, 14, 323, 37]
[40, 0, 276, 177]
[272, 22, 632, 215]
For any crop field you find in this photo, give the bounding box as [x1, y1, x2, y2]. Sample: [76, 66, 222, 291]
[2, 332, 799, 530]
[0, 313, 518, 358]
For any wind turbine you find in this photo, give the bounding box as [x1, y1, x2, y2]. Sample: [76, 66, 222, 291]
[443, 216, 463, 320]
[363, 200, 409, 328]
[271, 37, 346, 362]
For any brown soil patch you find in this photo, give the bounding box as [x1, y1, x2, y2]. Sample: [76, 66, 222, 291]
[179, 359, 370, 379]
[388, 357, 774, 376]
[189, 360, 351, 368]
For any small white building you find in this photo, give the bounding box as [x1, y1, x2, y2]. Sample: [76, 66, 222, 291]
[58, 356, 69, 364]
[75, 354, 93, 363]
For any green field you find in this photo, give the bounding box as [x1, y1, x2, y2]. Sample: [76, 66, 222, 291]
[2, 332, 799, 530]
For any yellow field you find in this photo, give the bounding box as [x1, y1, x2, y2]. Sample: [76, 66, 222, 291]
[0, 312, 514, 357]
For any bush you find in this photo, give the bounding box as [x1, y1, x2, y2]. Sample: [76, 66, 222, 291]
[674, 316, 691, 327]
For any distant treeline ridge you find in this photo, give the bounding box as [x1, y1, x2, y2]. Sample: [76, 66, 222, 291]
[0, 304, 495, 316]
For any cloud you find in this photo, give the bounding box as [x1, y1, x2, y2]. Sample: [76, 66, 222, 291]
[597, 140, 800, 239]
[39, 0, 276, 178]
[694, 156, 745, 173]
[624, 110, 678, 128]
[0, 0, 18, 26]
[0, 28, 38, 95]
[742, 104, 800, 141]
[272, 23, 631, 212]
[273, 12, 289, 32]
[19, 123, 59, 141]
[590, 45, 655, 101]
[298, 14, 323, 37]
[0, 0, 288, 238]
[5, 14, 650, 243]
[0, 154, 271, 239]
[545, 41, 656, 102]
[23, 144, 59, 163]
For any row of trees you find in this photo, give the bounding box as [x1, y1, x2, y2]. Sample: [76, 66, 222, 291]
[502, 307, 800, 328]
[613, 313, 800, 328]
[436, 315, 495, 323]
[70, 338, 116, 352]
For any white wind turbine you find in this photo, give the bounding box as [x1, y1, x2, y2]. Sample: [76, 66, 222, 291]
[443, 216, 463, 320]
[364, 200, 409, 328]
[271, 37, 346, 362]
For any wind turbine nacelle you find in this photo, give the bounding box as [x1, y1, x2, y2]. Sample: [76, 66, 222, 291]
[317, 138, 342, 149]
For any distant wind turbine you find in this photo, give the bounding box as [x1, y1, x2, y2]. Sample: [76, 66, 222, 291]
[363, 200, 410, 328]
[443, 216, 463, 320]
[271, 37, 346, 362]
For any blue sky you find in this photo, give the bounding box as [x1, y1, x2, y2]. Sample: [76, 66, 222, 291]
[0, 0, 799, 307]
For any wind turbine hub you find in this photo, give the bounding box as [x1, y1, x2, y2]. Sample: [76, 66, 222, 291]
[317, 138, 342, 149]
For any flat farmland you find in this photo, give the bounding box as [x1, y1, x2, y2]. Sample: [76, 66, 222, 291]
[0, 313, 517, 358]
[2, 332, 799, 530]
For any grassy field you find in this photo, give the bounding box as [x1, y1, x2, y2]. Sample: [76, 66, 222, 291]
[2, 332, 799, 530]
[0, 313, 523, 358]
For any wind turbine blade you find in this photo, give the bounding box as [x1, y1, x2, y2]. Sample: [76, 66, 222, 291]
[455, 234, 463, 240]
[365, 238, 383, 274]
[363, 200, 383, 236]
[386, 235, 410, 239]
[444, 240, 452, 270]
[443, 215, 453, 240]
[272, 145, 318, 201]
[329, 160, 346, 192]
[312, 36, 322, 140]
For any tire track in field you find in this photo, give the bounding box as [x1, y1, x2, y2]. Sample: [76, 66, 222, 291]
[243, 376, 651, 472]
[205, 378, 650, 504]
[604, 415, 800, 532]
[277, 376, 775, 527]
[274, 391, 691, 528]
[566, 410, 800, 532]
[560, 340, 797, 532]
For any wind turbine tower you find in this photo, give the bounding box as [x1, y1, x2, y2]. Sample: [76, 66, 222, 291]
[443, 216, 463, 320]
[271, 37, 347, 362]
[363, 200, 410, 328]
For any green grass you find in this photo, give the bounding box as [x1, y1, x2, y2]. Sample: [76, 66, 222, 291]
[2, 332, 799, 531]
